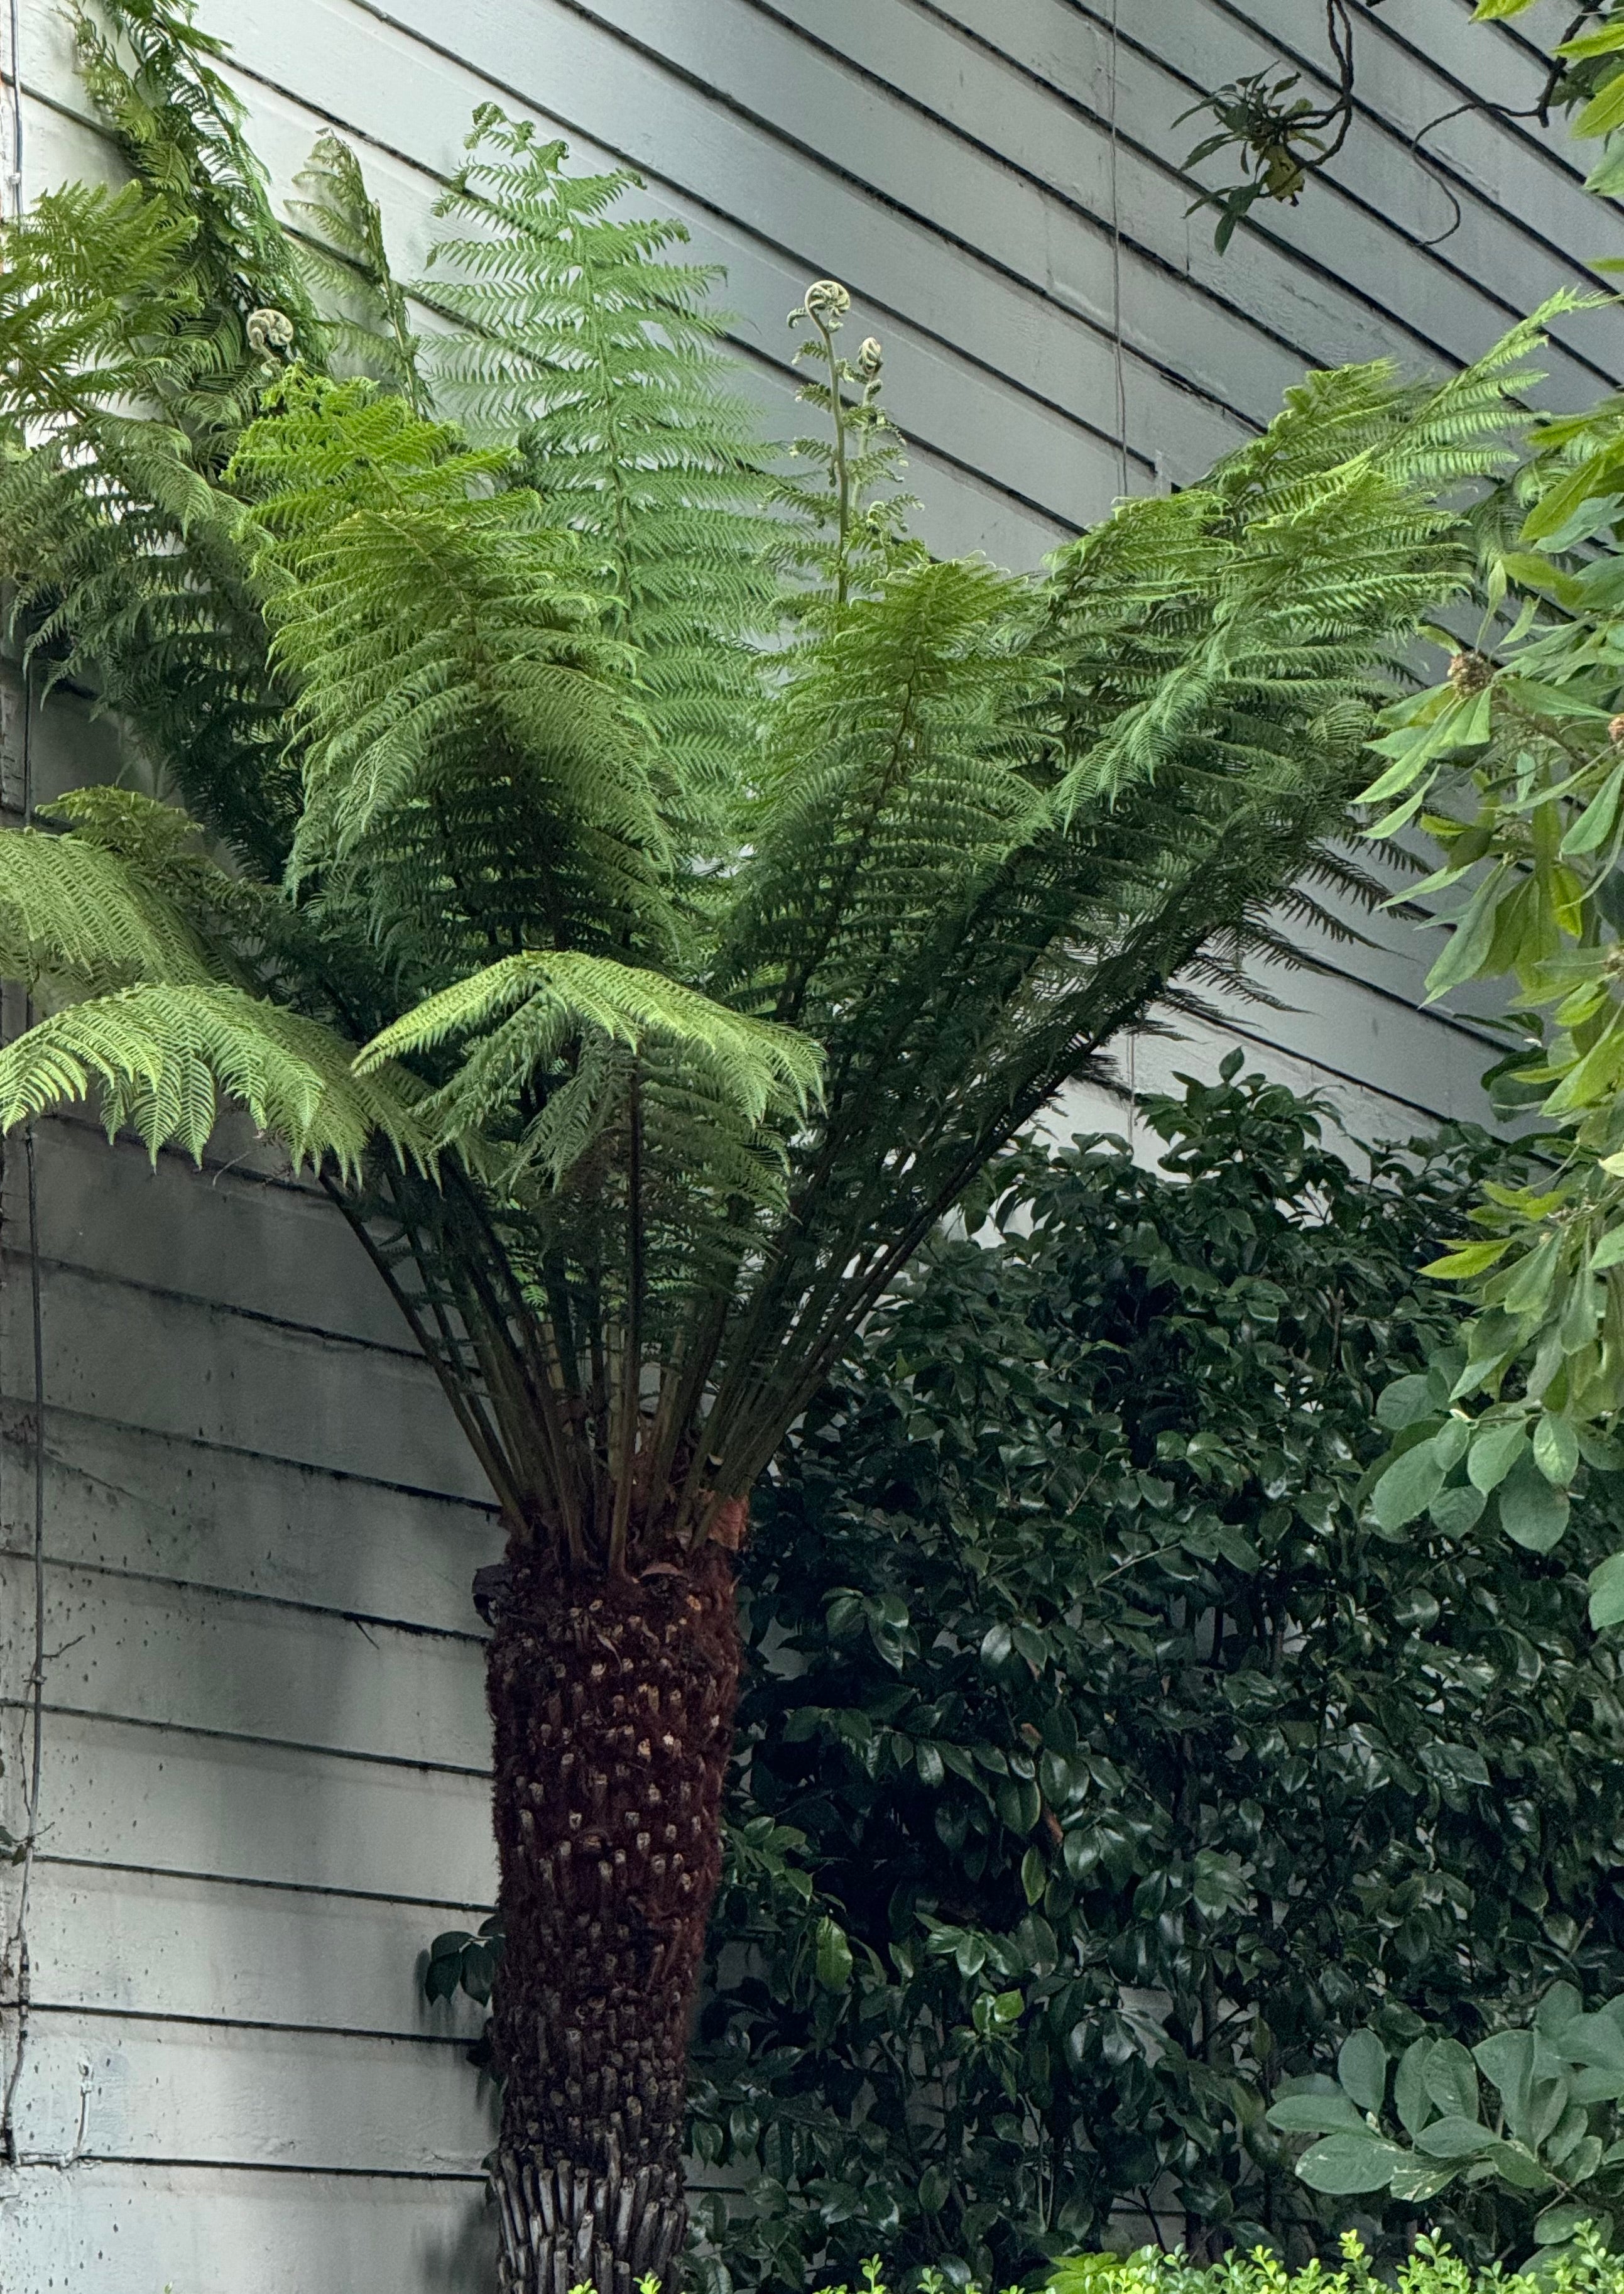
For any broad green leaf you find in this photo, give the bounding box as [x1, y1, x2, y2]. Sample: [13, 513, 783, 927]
[1534, 1412, 1581, 1488]
[1267, 2093, 1367, 2136]
[1423, 2036, 1480, 2122]
[1473, 2028, 1534, 2094]
[1576, 69, 1624, 140]
[1431, 1482, 1487, 1535]
[1560, 24, 1624, 56]
[1338, 2028, 1389, 2115]
[1294, 2133, 1405, 2195]
[1395, 2038, 1437, 2136]
[1498, 1456, 1571, 1553]
[1469, 1420, 1529, 1494]
[1390, 2158, 1459, 2202]
[1591, 1226, 1624, 1272]
[1589, 1551, 1624, 1630]
[1421, 1238, 1513, 1280]
[1372, 1443, 1446, 1531]
[1545, 1017, 1624, 1118]
[1424, 870, 1512, 1004]
[1470, 0, 1539, 15]
[815, 1916, 853, 1991]
[1377, 1374, 1438, 1431]
[1536, 2204, 1598, 2248]
[1537, 1984, 1584, 2040]
[1414, 2114, 1496, 2160]
[1486, 2138, 1556, 2191]
[1561, 763, 1624, 855]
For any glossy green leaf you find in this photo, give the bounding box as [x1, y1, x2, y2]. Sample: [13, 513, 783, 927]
[1338, 2027, 1389, 2115]
[1414, 2114, 1496, 2160]
[1294, 2133, 1405, 2194]
[1589, 1550, 1624, 1630]
[1498, 1456, 1572, 1553]
[1575, 70, 1624, 140]
[1423, 2036, 1481, 2122]
[1373, 1442, 1447, 1531]
[1468, 1420, 1529, 1494]
[1395, 2038, 1437, 2136]
[1534, 1412, 1581, 1488]
[1378, 1373, 1439, 1431]
[815, 1916, 854, 1991]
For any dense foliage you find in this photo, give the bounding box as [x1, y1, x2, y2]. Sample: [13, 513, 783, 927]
[1268, 1989, 1624, 2258]
[1356, 352, 1624, 1634]
[677, 1072, 1624, 2290]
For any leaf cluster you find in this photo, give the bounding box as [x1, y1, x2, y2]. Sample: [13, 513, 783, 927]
[1272, 1994, 1624, 2262]
[687, 1070, 1624, 2290]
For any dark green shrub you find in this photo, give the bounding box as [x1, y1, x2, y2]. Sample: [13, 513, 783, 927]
[689, 1070, 1624, 2290]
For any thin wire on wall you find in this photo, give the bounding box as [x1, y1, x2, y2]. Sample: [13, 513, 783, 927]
[0, 0, 46, 2166]
[1106, 0, 1129, 500]
[4, 0, 19, 217]
[1104, 0, 1139, 1146]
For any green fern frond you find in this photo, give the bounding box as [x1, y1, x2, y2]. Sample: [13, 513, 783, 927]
[423, 110, 783, 847]
[71, 0, 322, 419]
[721, 555, 1050, 1025]
[0, 824, 213, 994]
[0, 983, 428, 1175]
[231, 372, 660, 912]
[288, 133, 427, 413]
[0, 174, 302, 871]
[360, 949, 819, 1132]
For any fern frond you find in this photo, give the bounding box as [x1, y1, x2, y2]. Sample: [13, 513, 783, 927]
[71, 0, 322, 422]
[0, 824, 212, 994]
[361, 949, 819, 1154]
[0, 176, 301, 871]
[288, 132, 427, 413]
[0, 983, 428, 1175]
[231, 373, 662, 923]
[423, 110, 784, 849]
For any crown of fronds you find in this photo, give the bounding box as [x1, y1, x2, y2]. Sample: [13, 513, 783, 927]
[0, 0, 1552, 1570]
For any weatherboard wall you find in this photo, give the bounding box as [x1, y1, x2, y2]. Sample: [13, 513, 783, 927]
[1, 3, 1616, 2288]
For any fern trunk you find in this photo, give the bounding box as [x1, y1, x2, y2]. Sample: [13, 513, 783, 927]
[482, 1542, 741, 2294]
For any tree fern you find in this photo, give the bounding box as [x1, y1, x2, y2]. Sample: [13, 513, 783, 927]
[0, 14, 1567, 2285]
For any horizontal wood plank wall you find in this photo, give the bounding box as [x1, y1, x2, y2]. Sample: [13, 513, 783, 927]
[1, 3, 1614, 2286]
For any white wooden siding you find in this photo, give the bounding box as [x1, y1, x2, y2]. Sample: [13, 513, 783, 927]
[1, 3, 1614, 2285]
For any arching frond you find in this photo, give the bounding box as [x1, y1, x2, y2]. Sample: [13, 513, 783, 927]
[361, 950, 819, 1193]
[231, 374, 663, 928]
[288, 132, 426, 412]
[0, 983, 428, 1175]
[0, 823, 212, 993]
[424, 109, 783, 852]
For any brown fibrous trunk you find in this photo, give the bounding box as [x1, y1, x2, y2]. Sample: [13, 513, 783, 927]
[483, 1541, 740, 2294]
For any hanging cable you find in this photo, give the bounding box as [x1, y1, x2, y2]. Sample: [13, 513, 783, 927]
[3, 0, 21, 220]
[0, 10, 44, 2150]
[1106, 0, 1129, 500]
[1, 660, 45, 2168]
